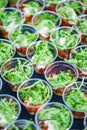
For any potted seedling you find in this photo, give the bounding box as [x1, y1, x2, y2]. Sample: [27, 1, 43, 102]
[17, 78, 53, 115]
[66, 45, 87, 79]
[35, 102, 73, 130]
[45, 61, 78, 96]
[26, 40, 57, 74]
[63, 79, 87, 119]
[76, 15, 87, 44]
[0, 7, 23, 38]
[0, 39, 16, 69]
[0, 0, 8, 9]
[32, 11, 61, 40]
[45, 0, 66, 12]
[5, 119, 38, 130]
[17, 0, 45, 24]
[56, 0, 84, 26]
[0, 94, 21, 129]
[51, 26, 81, 59]
[9, 24, 39, 56]
[1, 57, 34, 91]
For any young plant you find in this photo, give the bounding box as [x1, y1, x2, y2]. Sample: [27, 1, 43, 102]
[65, 1, 82, 15]
[57, 2, 78, 25]
[66, 46, 87, 71]
[0, 8, 22, 31]
[48, 70, 76, 89]
[33, 11, 60, 39]
[2, 59, 33, 84]
[37, 103, 72, 130]
[27, 41, 57, 73]
[45, 61, 78, 96]
[57, 1, 82, 15]
[18, 0, 44, 24]
[18, 79, 52, 114]
[31, 42, 54, 65]
[22, 1, 43, 15]
[19, 80, 50, 106]
[9, 25, 38, 48]
[64, 79, 87, 118]
[0, 97, 19, 127]
[51, 27, 80, 50]
[0, 40, 15, 67]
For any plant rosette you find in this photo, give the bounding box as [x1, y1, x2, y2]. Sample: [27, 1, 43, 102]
[0, 94, 21, 129]
[0, 0, 8, 9]
[0, 78, 2, 91]
[45, 61, 78, 96]
[26, 41, 57, 74]
[5, 119, 38, 130]
[8, 0, 19, 8]
[35, 102, 73, 130]
[56, 0, 85, 26]
[0, 7, 23, 38]
[17, 0, 45, 25]
[62, 81, 87, 119]
[51, 26, 81, 59]
[45, 0, 66, 12]
[66, 45, 87, 79]
[9, 24, 39, 56]
[32, 11, 61, 41]
[0, 39, 16, 70]
[17, 78, 53, 115]
[76, 14, 87, 44]
[1, 57, 34, 91]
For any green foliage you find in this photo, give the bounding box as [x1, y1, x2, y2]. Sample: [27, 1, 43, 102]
[20, 80, 50, 106]
[38, 104, 71, 130]
[31, 41, 54, 65]
[0, 41, 14, 67]
[66, 47, 87, 70]
[3, 59, 32, 83]
[48, 70, 76, 89]
[51, 27, 80, 50]
[0, 98, 17, 124]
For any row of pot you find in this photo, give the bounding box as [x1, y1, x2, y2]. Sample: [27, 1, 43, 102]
[1, 1, 87, 43]
[1, 0, 87, 18]
[0, 58, 87, 121]
[0, 0, 87, 25]
[0, 92, 87, 130]
[0, 7, 87, 42]
[0, 37, 87, 78]
[0, 0, 87, 129]
[0, 2, 87, 67]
